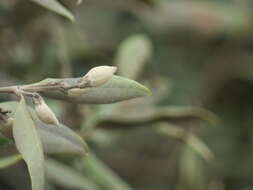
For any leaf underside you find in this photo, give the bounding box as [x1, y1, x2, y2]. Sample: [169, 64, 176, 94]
[13, 97, 45, 190]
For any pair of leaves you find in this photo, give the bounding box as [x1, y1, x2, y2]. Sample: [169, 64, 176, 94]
[0, 100, 88, 190]
[0, 101, 88, 155]
[31, 0, 75, 22]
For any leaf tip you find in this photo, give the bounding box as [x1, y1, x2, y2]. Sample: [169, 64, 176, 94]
[69, 15, 76, 23]
[146, 87, 152, 96]
[138, 84, 152, 97]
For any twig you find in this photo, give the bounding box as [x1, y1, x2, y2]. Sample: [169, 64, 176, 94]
[0, 78, 89, 97]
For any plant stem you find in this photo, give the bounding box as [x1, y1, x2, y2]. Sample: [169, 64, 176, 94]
[0, 86, 18, 94]
[0, 78, 89, 96]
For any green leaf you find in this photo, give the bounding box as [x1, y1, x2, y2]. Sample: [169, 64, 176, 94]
[31, 0, 75, 22]
[45, 158, 98, 190]
[177, 147, 206, 190]
[0, 101, 88, 155]
[0, 154, 22, 169]
[115, 34, 153, 79]
[156, 123, 214, 162]
[42, 75, 151, 104]
[97, 106, 219, 127]
[37, 122, 88, 155]
[156, 106, 219, 124]
[80, 153, 134, 190]
[29, 104, 88, 155]
[13, 96, 45, 190]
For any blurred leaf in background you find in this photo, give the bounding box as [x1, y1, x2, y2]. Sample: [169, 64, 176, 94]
[1, 0, 253, 190]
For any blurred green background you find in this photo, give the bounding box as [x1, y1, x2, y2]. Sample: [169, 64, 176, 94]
[1, 0, 253, 190]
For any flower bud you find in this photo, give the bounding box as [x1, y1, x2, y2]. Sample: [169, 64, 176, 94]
[34, 96, 59, 126]
[83, 66, 117, 87]
[67, 88, 86, 97]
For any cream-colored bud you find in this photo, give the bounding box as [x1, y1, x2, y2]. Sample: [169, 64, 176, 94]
[34, 97, 59, 126]
[83, 66, 117, 87]
[67, 88, 86, 97]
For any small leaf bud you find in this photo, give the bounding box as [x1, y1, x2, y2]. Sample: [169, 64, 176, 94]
[67, 88, 86, 97]
[83, 66, 117, 87]
[33, 95, 59, 126]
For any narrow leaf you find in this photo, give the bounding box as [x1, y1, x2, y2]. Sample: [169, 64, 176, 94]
[29, 106, 88, 155]
[81, 153, 134, 190]
[31, 0, 75, 22]
[46, 158, 98, 190]
[156, 123, 214, 162]
[13, 96, 45, 190]
[37, 122, 88, 155]
[0, 154, 22, 169]
[177, 147, 206, 190]
[97, 106, 219, 127]
[115, 34, 153, 79]
[42, 75, 151, 104]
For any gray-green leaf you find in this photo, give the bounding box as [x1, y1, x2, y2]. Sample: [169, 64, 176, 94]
[13, 96, 45, 190]
[46, 158, 98, 190]
[29, 104, 88, 155]
[156, 123, 214, 162]
[0, 101, 88, 155]
[0, 154, 22, 169]
[37, 122, 88, 155]
[31, 0, 75, 22]
[80, 153, 134, 190]
[115, 34, 153, 79]
[42, 75, 151, 104]
[97, 106, 219, 126]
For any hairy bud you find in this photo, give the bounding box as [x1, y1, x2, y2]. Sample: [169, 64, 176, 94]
[83, 66, 117, 87]
[67, 88, 86, 97]
[33, 95, 59, 126]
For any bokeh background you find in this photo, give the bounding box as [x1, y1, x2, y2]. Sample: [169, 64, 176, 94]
[1, 0, 253, 190]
